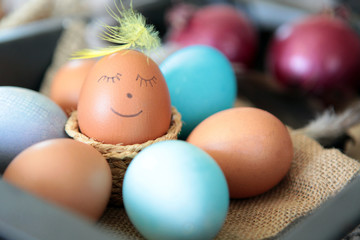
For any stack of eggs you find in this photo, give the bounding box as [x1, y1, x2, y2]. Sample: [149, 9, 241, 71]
[1, 46, 293, 239]
[0, 4, 294, 240]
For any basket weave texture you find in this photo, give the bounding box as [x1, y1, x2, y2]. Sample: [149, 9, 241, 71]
[65, 107, 182, 206]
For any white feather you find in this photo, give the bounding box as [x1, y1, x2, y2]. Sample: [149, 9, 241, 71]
[296, 101, 360, 141]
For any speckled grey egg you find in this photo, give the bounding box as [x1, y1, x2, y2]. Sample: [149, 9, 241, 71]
[0, 86, 68, 173]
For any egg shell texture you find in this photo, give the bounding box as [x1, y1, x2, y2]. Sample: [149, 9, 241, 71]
[160, 45, 237, 138]
[187, 107, 294, 198]
[268, 15, 360, 94]
[3, 138, 112, 221]
[50, 59, 96, 115]
[77, 50, 172, 145]
[123, 140, 229, 240]
[168, 4, 258, 67]
[0, 86, 68, 173]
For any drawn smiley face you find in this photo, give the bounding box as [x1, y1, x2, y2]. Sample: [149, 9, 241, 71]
[77, 50, 172, 145]
[97, 73, 158, 118]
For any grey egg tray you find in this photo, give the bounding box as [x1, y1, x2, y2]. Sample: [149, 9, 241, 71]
[1, 3, 360, 239]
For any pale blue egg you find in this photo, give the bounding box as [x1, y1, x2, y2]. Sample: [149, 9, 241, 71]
[123, 140, 229, 240]
[160, 45, 237, 138]
[0, 86, 68, 172]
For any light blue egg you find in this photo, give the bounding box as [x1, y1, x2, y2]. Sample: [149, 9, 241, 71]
[123, 140, 229, 240]
[0, 86, 68, 172]
[160, 45, 237, 139]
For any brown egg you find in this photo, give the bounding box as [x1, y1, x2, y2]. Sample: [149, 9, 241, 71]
[77, 49, 172, 145]
[3, 138, 112, 221]
[187, 107, 293, 198]
[50, 59, 96, 115]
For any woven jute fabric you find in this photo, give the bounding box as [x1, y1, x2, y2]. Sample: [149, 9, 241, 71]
[65, 107, 182, 206]
[97, 131, 360, 239]
[0, 0, 88, 30]
[0, 0, 53, 29]
[0, 0, 90, 96]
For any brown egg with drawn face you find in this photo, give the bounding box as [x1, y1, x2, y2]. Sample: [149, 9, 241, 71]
[77, 50, 172, 145]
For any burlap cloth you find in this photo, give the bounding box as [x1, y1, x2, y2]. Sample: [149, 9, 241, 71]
[0, 0, 88, 30]
[96, 131, 360, 239]
[3, 2, 360, 238]
[37, 11, 360, 240]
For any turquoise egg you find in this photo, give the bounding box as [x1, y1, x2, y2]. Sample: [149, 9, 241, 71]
[0, 86, 68, 172]
[123, 140, 229, 240]
[160, 45, 237, 138]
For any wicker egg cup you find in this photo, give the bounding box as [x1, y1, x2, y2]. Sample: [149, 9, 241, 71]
[65, 107, 182, 206]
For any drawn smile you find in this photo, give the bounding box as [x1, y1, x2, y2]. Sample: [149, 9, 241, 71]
[111, 107, 143, 118]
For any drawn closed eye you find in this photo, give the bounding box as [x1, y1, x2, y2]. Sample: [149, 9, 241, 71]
[136, 74, 157, 87]
[98, 73, 122, 83]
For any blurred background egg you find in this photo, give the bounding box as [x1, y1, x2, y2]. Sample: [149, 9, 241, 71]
[160, 45, 237, 139]
[187, 107, 293, 198]
[49, 59, 96, 115]
[2, 138, 112, 221]
[0, 86, 68, 173]
[123, 140, 229, 240]
[77, 49, 172, 145]
[164, 3, 258, 69]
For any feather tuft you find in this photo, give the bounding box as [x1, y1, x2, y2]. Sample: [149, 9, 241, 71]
[72, 0, 160, 59]
[295, 102, 360, 148]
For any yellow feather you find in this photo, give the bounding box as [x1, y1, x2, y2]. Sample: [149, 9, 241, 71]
[72, 0, 160, 59]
